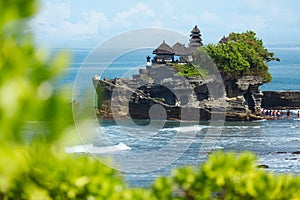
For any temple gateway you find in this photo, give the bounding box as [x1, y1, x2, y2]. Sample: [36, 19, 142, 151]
[151, 25, 203, 64]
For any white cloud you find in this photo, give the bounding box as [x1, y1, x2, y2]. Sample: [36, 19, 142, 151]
[32, 1, 111, 46]
[33, 1, 71, 26]
[31, 0, 300, 47]
[32, 2, 157, 46]
[113, 3, 156, 27]
[114, 3, 155, 20]
[65, 11, 110, 37]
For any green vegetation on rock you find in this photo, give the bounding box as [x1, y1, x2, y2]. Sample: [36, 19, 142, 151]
[204, 31, 279, 82]
[173, 63, 208, 78]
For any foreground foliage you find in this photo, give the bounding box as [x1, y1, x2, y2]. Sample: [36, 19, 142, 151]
[205, 31, 280, 82]
[1, 0, 300, 199]
[152, 152, 300, 200]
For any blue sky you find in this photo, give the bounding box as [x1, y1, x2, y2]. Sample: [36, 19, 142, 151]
[31, 0, 300, 48]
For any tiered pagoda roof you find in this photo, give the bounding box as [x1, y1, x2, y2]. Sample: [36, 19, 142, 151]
[190, 26, 200, 36]
[189, 25, 203, 48]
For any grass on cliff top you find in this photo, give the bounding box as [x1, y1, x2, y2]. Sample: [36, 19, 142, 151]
[172, 63, 208, 78]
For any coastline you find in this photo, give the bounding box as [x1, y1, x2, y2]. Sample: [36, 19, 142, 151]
[94, 71, 299, 122]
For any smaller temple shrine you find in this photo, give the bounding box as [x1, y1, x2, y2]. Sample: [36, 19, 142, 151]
[152, 40, 174, 63]
[172, 42, 192, 62]
[219, 36, 228, 44]
[150, 25, 203, 64]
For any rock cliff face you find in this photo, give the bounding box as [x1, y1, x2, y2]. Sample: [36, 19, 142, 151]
[262, 91, 300, 109]
[94, 64, 265, 121]
[223, 76, 264, 119]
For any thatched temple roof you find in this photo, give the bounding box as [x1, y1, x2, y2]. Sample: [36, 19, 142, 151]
[153, 40, 174, 55]
[172, 42, 191, 56]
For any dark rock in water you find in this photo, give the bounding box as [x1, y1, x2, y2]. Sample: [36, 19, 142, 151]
[257, 164, 269, 169]
[276, 151, 288, 154]
[285, 158, 297, 160]
[262, 91, 300, 109]
[292, 151, 300, 154]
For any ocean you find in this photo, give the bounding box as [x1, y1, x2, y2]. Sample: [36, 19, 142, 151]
[61, 47, 300, 187]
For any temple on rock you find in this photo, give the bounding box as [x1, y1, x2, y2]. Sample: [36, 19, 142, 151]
[95, 25, 281, 121]
[150, 25, 203, 64]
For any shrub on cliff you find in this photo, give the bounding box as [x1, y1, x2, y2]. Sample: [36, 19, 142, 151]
[204, 31, 280, 83]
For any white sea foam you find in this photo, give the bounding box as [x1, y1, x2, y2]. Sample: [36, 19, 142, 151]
[163, 125, 205, 133]
[65, 142, 131, 154]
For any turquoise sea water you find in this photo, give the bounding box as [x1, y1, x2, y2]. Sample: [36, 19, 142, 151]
[261, 47, 300, 91]
[62, 47, 300, 187]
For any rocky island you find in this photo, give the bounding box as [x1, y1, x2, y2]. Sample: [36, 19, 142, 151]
[93, 26, 300, 121]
